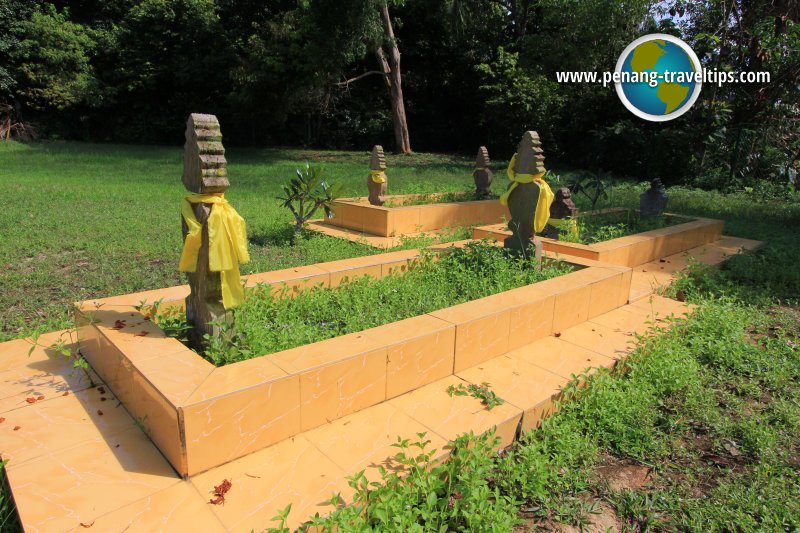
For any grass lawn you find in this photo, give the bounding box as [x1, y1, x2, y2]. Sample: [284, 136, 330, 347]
[287, 296, 800, 532]
[2, 141, 800, 531]
[0, 141, 479, 342]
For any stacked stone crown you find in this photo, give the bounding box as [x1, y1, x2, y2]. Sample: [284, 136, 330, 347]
[183, 113, 229, 194]
[514, 131, 546, 175]
[370, 145, 387, 171]
[475, 146, 491, 168]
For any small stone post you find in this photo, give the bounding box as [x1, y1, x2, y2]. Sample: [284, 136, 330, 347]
[367, 145, 387, 206]
[473, 146, 493, 197]
[504, 131, 546, 261]
[542, 187, 579, 239]
[639, 178, 668, 218]
[182, 113, 232, 350]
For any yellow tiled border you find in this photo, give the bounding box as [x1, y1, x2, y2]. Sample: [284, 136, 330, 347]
[74, 245, 631, 477]
[473, 210, 724, 267]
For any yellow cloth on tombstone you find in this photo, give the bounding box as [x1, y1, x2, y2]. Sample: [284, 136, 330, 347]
[499, 153, 555, 234]
[179, 193, 250, 309]
[370, 170, 387, 183]
[548, 217, 579, 238]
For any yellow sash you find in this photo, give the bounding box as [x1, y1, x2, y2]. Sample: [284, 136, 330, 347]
[179, 193, 250, 309]
[499, 153, 555, 233]
[370, 170, 387, 183]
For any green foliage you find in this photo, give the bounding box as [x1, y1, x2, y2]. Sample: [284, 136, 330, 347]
[0, 143, 478, 342]
[446, 382, 505, 411]
[11, 4, 98, 110]
[142, 299, 192, 342]
[0, 0, 37, 97]
[279, 164, 343, 238]
[475, 47, 565, 150]
[205, 241, 572, 365]
[567, 170, 609, 212]
[274, 297, 800, 531]
[557, 210, 690, 245]
[383, 191, 498, 207]
[0, 461, 21, 533]
[283, 431, 518, 532]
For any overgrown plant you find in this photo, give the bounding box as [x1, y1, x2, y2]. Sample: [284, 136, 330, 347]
[569, 170, 610, 212]
[202, 241, 572, 365]
[447, 382, 506, 411]
[279, 164, 342, 241]
[138, 299, 192, 342]
[27, 325, 94, 388]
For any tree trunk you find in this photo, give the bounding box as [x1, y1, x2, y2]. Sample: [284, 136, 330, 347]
[376, 1, 411, 154]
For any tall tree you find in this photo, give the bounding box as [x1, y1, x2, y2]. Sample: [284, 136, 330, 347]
[375, 1, 411, 153]
[306, 0, 412, 153]
[11, 4, 98, 111]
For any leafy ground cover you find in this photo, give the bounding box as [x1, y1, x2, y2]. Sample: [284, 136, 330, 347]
[2, 142, 800, 531]
[200, 242, 572, 365]
[3, 142, 798, 341]
[555, 209, 693, 245]
[382, 191, 499, 207]
[0, 141, 480, 342]
[269, 288, 800, 531]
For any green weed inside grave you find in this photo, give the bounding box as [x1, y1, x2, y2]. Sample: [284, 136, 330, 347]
[556, 209, 693, 245]
[446, 382, 505, 411]
[174, 240, 573, 366]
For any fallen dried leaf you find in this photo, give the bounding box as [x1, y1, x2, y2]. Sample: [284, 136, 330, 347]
[724, 442, 741, 457]
[244, 473, 261, 479]
[209, 478, 232, 505]
[98, 387, 106, 394]
[214, 479, 232, 496]
[13, 426, 21, 431]
[0, 417, 5, 423]
[97, 410, 103, 416]
[112, 320, 126, 330]
[37, 395, 44, 401]
[25, 397, 36, 404]
[100, 397, 107, 402]
[63, 392, 69, 396]
[134, 331, 149, 337]
[79, 521, 94, 528]
[554, 332, 561, 338]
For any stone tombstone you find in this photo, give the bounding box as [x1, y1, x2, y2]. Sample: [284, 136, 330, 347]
[504, 131, 546, 261]
[182, 113, 232, 349]
[543, 187, 579, 239]
[367, 145, 387, 206]
[639, 178, 668, 218]
[473, 146, 493, 197]
[182, 113, 229, 193]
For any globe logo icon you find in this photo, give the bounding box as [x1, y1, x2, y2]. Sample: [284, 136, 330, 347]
[615, 34, 703, 122]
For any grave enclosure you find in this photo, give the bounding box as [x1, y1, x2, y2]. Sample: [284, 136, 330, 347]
[0, 116, 763, 532]
[73, 120, 725, 477]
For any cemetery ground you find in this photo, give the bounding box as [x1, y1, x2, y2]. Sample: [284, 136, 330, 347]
[1, 140, 799, 531]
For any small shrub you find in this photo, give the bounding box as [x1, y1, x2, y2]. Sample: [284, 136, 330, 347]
[279, 164, 342, 240]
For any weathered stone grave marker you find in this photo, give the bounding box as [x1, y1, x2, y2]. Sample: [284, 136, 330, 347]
[640, 178, 668, 217]
[473, 146, 493, 197]
[367, 145, 388, 206]
[179, 113, 249, 349]
[543, 186, 579, 239]
[500, 131, 554, 261]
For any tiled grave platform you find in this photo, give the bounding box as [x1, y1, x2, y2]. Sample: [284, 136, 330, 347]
[307, 219, 464, 249]
[474, 212, 725, 267]
[329, 194, 508, 237]
[0, 236, 761, 531]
